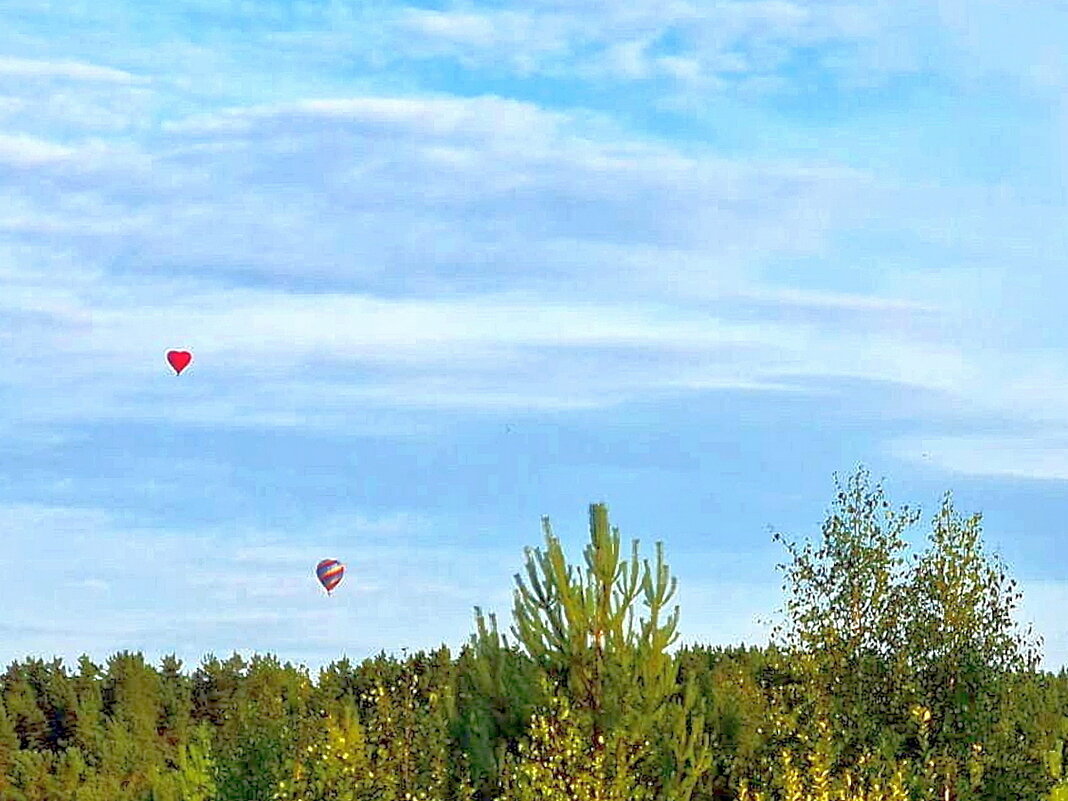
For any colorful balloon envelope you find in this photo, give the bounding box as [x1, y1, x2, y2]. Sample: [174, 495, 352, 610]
[167, 350, 192, 375]
[316, 559, 344, 594]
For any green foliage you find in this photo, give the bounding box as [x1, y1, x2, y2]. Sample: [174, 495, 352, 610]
[273, 704, 373, 801]
[357, 659, 470, 800]
[71, 656, 106, 769]
[275, 657, 476, 801]
[191, 653, 246, 732]
[457, 609, 544, 796]
[498, 688, 653, 801]
[7, 748, 57, 801]
[509, 503, 711, 800]
[3, 663, 50, 751]
[773, 468, 919, 765]
[158, 655, 193, 751]
[772, 467, 1050, 800]
[0, 478, 1064, 801]
[174, 722, 216, 801]
[677, 645, 775, 798]
[214, 693, 297, 800]
[0, 692, 19, 796]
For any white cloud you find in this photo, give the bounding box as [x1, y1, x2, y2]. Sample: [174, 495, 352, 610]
[737, 286, 937, 313]
[0, 73, 1058, 462]
[399, 9, 501, 48]
[0, 56, 145, 84]
[380, 0, 939, 90]
[76, 94, 870, 283]
[0, 277, 966, 432]
[0, 133, 74, 166]
[3, 86, 964, 430]
[164, 94, 588, 151]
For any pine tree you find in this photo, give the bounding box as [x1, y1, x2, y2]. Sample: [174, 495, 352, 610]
[2, 662, 50, 751]
[509, 503, 712, 800]
[315, 658, 361, 721]
[26, 658, 79, 753]
[0, 692, 20, 797]
[7, 748, 57, 801]
[214, 654, 305, 801]
[72, 655, 106, 769]
[459, 609, 544, 797]
[191, 653, 246, 733]
[158, 655, 193, 752]
[53, 746, 88, 797]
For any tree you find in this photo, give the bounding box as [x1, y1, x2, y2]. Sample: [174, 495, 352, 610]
[98, 651, 167, 795]
[773, 467, 1046, 798]
[71, 655, 106, 768]
[0, 692, 20, 797]
[158, 655, 193, 752]
[457, 610, 544, 797]
[2, 662, 50, 752]
[904, 495, 1043, 799]
[509, 503, 711, 801]
[772, 468, 918, 720]
[214, 656, 301, 801]
[191, 653, 246, 732]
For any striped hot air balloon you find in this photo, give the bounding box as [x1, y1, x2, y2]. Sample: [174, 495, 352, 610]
[316, 559, 344, 595]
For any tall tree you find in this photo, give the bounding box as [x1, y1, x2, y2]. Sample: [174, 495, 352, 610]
[457, 609, 543, 798]
[772, 467, 920, 764]
[214, 655, 301, 801]
[2, 661, 50, 751]
[0, 692, 19, 797]
[904, 495, 1043, 799]
[509, 503, 711, 801]
[158, 654, 193, 751]
[72, 655, 107, 769]
[774, 467, 1046, 798]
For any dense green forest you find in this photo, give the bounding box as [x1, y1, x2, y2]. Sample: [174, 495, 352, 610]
[3, 468, 1067, 800]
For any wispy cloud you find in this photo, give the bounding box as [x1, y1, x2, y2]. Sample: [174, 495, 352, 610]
[0, 56, 146, 84]
[2, 90, 873, 295]
[2, 0, 1068, 670]
[0, 133, 74, 166]
[389, 0, 936, 89]
[2, 85, 961, 431]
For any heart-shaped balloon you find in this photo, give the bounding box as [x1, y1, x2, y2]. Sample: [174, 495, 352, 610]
[167, 350, 192, 375]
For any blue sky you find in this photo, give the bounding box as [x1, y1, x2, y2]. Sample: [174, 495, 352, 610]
[2, 0, 1068, 673]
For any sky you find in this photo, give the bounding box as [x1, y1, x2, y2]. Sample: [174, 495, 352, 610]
[2, 0, 1068, 675]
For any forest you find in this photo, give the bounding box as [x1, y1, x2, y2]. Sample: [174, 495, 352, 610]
[2, 468, 1067, 801]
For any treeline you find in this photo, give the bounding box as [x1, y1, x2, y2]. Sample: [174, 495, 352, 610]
[2, 468, 1068, 800]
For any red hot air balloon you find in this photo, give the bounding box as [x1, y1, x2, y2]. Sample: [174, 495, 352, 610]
[316, 559, 345, 595]
[167, 350, 193, 375]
